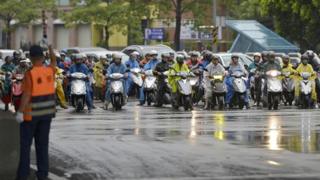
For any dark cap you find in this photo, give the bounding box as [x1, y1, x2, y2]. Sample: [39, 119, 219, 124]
[29, 45, 44, 58]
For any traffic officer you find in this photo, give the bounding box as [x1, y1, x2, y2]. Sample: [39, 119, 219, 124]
[15, 45, 56, 180]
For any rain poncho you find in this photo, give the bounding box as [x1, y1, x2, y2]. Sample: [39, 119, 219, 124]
[168, 63, 190, 93]
[295, 64, 317, 101]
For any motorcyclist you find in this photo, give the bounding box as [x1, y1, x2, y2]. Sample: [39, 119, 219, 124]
[203, 55, 226, 109]
[225, 54, 249, 109]
[0, 56, 14, 110]
[68, 53, 94, 112]
[143, 50, 159, 71]
[248, 53, 261, 72]
[140, 52, 153, 68]
[55, 66, 68, 109]
[125, 51, 144, 105]
[93, 55, 108, 101]
[200, 51, 213, 70]
[304, 50, 320, 71]
[263, 52, 282, 72]
[168, 55, 190, 109]
[186, 51, 201, 70]
[153, 53, 172, 107]
[104, 53, 128, 110]
[13, 50, 22, 65]
[295, 55, 317, 107]
[282, 55, 297, 76]
[1, 56, 15, 73]
[13, 59, 31, 75]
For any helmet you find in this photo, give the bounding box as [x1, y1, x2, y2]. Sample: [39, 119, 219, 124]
[282, 55, 290, 60]
[161, 53, 170, 58]
[189, 51, 199, 57]
[231, 54, 239, 59]
[176, 54, 185, 63]
[130, 51, 139, 56]
[150, 50, 158, 56]
[204, 52, 213, 61]
[253, 52, 261, 58]
[113, 53, 122, 60]
[100, 55, 107, 60]
[212, 55, 219, 61]
[106, 53, 112, 60]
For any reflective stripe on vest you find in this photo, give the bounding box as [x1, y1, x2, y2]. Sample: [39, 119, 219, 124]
[24, 66, 56, 121]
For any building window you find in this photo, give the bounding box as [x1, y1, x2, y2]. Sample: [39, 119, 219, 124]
[57, 0, 69, 6]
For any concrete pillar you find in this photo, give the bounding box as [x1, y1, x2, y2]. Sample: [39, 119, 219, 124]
[0, 111, 19, 178]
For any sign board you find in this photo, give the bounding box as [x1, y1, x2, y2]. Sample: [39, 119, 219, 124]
[145, 28, 164, 40]
[180, 24, 199, 40]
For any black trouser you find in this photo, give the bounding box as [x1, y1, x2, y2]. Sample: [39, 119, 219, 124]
[16, 118, 52, 180]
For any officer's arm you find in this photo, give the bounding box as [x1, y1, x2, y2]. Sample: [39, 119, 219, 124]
[49, 45, 56, 67]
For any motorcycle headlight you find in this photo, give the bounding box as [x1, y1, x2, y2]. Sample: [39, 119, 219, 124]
[213, 75, 223, 80]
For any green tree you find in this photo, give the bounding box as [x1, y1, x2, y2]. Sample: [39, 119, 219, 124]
[63, 0, 127, 49]
[0, 0, 55, 48]
[155, 0, 211, 51]
[259, 0, 320, 51]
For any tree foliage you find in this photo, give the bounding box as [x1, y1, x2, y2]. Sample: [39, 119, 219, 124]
[153, 0, 211, 50]
[0, 0, 56, 48]
[63, 0, 154, 48]
[229, 0, 320, 51]
[260, 0, 320, 51]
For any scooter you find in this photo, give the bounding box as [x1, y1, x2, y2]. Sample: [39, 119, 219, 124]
[249, 68, 263, 106]
[109, 73, 126, 110]
[154, 70, 171, 107]
[266, 70, 282, 110]
[209, 73, 226, 110]
[173, 71, 194, 111]
[189, 67, 204, 105]
[143, 70, 157, 106]
[230, 71, 247, 109]
[299, 72, 312, 109]
[11, 74, 24, 112]
[282, 71, 295, 106]
[129, 68, 143, 96]
[70, 72, 87, 112]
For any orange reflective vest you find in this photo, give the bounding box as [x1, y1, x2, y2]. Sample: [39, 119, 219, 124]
[24, 66, 56, 121]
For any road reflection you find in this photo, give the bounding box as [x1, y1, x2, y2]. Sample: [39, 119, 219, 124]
[213, 113, 225, 140]
[267, 115, 282, 150]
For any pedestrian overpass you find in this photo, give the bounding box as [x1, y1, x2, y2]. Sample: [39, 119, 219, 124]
[226, 20, 299, 53]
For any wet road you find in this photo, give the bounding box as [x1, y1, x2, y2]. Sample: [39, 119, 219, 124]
[40, 102, 320, 179]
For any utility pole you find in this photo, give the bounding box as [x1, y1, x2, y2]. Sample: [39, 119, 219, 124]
[212, 0, 218, 52]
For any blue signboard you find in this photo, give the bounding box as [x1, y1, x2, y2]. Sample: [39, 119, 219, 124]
[145, 28, 164, 40]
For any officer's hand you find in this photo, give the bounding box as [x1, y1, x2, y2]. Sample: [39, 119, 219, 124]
[15, 112, 24, 124]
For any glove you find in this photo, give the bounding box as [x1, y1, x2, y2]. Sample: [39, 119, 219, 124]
[15, 112, 24, 124]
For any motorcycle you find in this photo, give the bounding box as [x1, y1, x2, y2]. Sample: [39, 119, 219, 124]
[11, 74, 24, 112]
[129, 68, 143, 96]
[249, 68, 263, 106]
[299, 72, 312, 109]
[143, 70, 157, 106]
[172, 71, 194, 111]
[70, 72, 87, 112]
[282, 71, 295, 106]
[230, 71, 247, 109]
[189, 67, 204, 105]
[209, 73, 226, 110]
[109, 73, 126, 110]
[154, 70, 172, 107]
[266, 70, 282, 110]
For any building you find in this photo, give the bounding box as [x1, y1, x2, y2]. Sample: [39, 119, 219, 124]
[11, 0, 127, 50]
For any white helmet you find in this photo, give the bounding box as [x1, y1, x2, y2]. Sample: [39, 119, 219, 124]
[113, 53, 122, 60]
[150, 50, 158, 55]
[131, 51, 140, 56]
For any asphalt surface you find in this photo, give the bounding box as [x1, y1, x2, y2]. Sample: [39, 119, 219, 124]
[2, 101, 320, 180]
